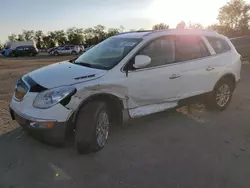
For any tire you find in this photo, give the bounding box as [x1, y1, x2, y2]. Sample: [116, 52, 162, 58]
[75, 101, 110, 154]
[71, 51, 77, 55]
[207, 78, 234, 111]
[28, 52, 33, 57]
[53, 51, 59, 56]
[10, 52, 16, 57]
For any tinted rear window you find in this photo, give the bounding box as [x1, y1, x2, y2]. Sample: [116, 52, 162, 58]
[206, 37, 231, 54]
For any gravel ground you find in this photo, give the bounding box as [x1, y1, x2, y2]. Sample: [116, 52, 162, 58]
[0, 57, 250, 188]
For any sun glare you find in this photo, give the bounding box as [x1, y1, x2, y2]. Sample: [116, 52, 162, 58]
[147, 0, 222, 27]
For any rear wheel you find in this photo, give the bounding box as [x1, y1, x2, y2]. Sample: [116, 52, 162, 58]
[75, 101, 110, 154]
[207, 78, 234, 111]
[71, 51, 77, 55]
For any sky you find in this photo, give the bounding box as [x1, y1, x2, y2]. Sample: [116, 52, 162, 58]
[0, 0, 246, 42]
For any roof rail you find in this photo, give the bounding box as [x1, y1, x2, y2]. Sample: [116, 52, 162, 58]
[115, 30, 154, 36]
[115, 31, 136, 36]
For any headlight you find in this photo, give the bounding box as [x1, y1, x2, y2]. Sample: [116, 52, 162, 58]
[33, 86, 76, 109]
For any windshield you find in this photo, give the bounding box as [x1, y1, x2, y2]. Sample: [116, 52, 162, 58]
[74, 38, 141, 70]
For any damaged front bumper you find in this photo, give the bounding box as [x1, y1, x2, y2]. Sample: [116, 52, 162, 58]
[9, 107, 70, 144]
[9, 94, 74, 144]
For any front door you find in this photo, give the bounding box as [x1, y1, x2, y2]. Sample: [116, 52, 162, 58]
[15, 46, 25, 56]
[56, 47, 64, 55]
[121, 36, 181, 111]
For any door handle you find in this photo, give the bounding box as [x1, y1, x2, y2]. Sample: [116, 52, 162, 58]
[206, 67, 214, 71]
[169, 74, 180, 79]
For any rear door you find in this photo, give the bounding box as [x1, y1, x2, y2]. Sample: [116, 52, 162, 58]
[24, 46, 31, 56]
[65, 46, 72, 54]
[173, 35, 213, 99]
[56, 47, 64, 54]
[205, 36, 233, 88]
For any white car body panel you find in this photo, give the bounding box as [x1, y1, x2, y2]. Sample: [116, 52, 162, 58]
[10, 29, 242, 123]
[28, 62, 107, 88]
[129, 102, 178, 118]
[10, 93, 72, 122]
[5, 40, 36, 50]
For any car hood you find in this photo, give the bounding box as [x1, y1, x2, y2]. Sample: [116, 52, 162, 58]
[28, 61, 107, 88]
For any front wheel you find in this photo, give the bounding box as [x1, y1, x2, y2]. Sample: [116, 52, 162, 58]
[53, 51, 59, 56]
[75, 101, 110, 154]
[207, 78, 234, 111]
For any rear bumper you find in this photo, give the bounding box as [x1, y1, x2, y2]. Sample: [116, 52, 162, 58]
[9, 107, 69, 144]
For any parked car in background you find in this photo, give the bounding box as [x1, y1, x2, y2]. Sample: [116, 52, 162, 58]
[50, 45, 81, 56]
[230, 36, 250, 60]
[2, 40, 37, 57]
[78, 45, 85, 52]
[47, 46, 62, 54]
[5, 40, 36, 50]
[9, 45, 38, 57]
[10, 29, 241, 154]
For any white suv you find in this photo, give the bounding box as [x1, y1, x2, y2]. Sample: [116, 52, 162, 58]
[10, 29, 241, 154]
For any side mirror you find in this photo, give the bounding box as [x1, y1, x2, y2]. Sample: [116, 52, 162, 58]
[133, 55, 151, 69]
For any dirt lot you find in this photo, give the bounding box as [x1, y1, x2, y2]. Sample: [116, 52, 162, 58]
[1, 56, 250, 188]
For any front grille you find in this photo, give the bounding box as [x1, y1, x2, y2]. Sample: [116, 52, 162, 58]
[14, 78, 29, 101]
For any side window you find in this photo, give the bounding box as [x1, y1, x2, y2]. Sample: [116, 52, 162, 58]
[137, 36, 175, 68]
[206, 36, 231, 54]
[16, 47, 24, 51]
[65, 47, 70, 50]
[175, 35, 210, 62]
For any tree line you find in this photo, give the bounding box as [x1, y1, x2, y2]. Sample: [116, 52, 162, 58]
[2, 0, 250, 49]
[6, 25, 124, 49]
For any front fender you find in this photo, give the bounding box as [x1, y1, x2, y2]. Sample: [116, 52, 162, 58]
[65, 84, 129, 111]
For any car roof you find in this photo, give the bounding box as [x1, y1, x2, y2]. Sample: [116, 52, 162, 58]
[112, 28, 223, 39]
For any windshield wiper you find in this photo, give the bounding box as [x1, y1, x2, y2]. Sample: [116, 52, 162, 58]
[74, 62, 92, 68]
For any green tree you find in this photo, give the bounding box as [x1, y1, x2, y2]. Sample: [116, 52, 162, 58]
[8, 34, 17, 41]
[17, 34, 25, 41]
[0, 42, 3, 50]
[67, 27, 84, 44]
[54, 30, 67, 46]
[34, 30, 44, 48]
[152, 23, 169, 30]
[217, 0, 250, 36]
[93, 25, 106, 41]
[42, 32, 56, 48]
[106, 28, 119, 38]
[188, 22, 204, 29]
[23, 30, 35, 40]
